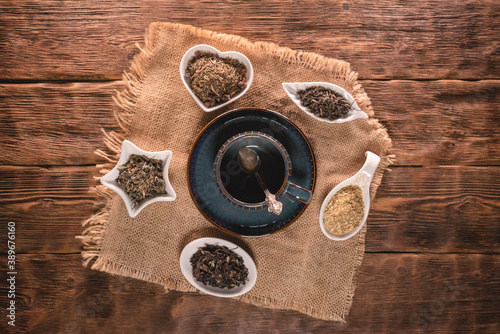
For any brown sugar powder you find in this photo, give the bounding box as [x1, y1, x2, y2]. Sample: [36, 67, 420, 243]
[323, 185, 365, 235]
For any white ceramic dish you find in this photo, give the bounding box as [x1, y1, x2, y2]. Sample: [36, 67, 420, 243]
[282, 82, 368, 124]
[179, 237, 257, 298]
[179, 44, 254, 112]
[319, 151, 381, 241]
[100, 140, 176, 218]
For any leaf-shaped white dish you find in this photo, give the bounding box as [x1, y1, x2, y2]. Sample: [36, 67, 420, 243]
[282, 82, 368, 124]
[180, 44, 254, 112]
[100, 140, 176, 218]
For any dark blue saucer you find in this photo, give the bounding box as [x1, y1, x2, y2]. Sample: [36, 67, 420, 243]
[188, 108, 316, 237]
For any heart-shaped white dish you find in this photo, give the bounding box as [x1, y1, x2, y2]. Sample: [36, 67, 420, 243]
[180, 44, 254, 112]
[282, 82, 368, 124]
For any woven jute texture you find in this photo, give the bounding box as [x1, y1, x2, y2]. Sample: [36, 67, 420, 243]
[77, 22, 393, 322]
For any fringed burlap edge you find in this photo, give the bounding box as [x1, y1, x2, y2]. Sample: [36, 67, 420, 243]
[76, 22, 394, 322]
[74, 25, 156, 268]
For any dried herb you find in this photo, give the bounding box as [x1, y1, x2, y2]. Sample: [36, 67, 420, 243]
[190, 244, 249, 289]
[116, 154, 166, 207]
[185, 51, 247, 108]
[297, 86, 352, 120]
[323, 185, 365, 235]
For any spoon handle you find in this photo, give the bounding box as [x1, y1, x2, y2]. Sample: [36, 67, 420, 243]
[254, 172, 268, 193]
[255, 172, 283, 215]
[359, 151, 381, 179]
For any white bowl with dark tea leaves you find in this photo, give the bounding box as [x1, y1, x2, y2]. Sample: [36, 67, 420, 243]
[179, 237, 257, 298]
[180, 44, 254, 112]
[100, 140, 176, 218]
[282, 82, 368, 124]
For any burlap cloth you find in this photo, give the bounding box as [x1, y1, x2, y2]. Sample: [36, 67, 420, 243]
[78, 22, 393, 322]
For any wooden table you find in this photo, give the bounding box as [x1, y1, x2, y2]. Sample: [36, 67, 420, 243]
[1, 1, 499, 333]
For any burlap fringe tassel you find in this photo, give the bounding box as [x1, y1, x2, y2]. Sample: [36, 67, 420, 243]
[75, 27, 157, 270]
[155, 22, 359, 90]
[75, 22, 394, 322]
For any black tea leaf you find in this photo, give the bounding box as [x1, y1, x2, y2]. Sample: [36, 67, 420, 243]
[297, 86, 353, 121]
[190, 244, 249, 289]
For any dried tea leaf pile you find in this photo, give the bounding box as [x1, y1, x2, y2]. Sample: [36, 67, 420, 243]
[297, 86, 352, 121]
[190, 244, 249, 289]
[323, 185, 365, 235]
[185, 51, 247, 108]
[116, 154, 167, 207]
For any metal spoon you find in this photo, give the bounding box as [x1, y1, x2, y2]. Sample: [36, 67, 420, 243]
[237, 147, 283, 215]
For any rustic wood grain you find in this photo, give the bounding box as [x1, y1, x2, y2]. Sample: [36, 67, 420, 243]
[1, 0, 499, 331]
[0, 0, 498, 81]
[1, 80, 499, 166]
[364, 80, 500, 166]
[0, 166, 96, 254]
[0, 82, 121, 166]
[1, 165, 498, 254]
[0, 253, 498, 333]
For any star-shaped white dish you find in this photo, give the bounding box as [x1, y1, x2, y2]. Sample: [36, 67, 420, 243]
[100, 140, 176, 218]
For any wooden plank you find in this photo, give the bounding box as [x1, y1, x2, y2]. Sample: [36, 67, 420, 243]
[0, 253, 498, 333]
[369, 166, 500, 253]
[364, 80, 500, 166]
[0, 166, 97, 254]
[0, 0, 498, 81]
[0, 165, 498, 254]
[0, 82, 122, 166]
[1, 80, 498, 166]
